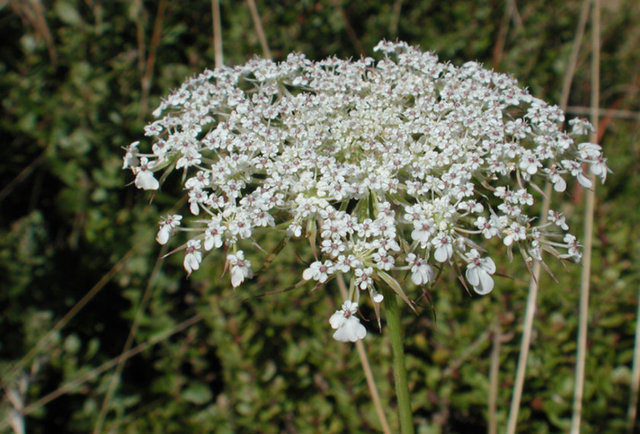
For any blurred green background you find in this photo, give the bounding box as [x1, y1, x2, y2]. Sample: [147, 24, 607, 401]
[1, 0, 639, 432]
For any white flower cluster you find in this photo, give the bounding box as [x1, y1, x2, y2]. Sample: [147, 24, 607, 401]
[124, 40, 607, 342]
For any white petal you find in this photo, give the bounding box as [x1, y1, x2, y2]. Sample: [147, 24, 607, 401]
[302, 267, 314, 281]
[333, 317, 366, 342]
[190, 201, 200, 215]
[184, 253, 200, 275]
[330, 311, 345, 329]
[352, 318, 367, 340]
[466, 267, 480, 286]
[135, 171, 159, 190]
[156, 227, 170, 245]
[411, 271, 423, 286]
[204, 237, 213, 251]
[343, 300, 358, 313]
[482, 257, 496, 274]
[422, 265, 434, 283]
[475, 270, 495, 295]
[577, 173, 592, 189]
[553, 177, 566, 192]
[231, 266, 244, 287]
[372, 293, 384, 303]
[411, 229, 429, 244]
[434, 245, 451, 262]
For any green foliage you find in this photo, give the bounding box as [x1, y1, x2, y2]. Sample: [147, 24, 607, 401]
[1, 0, 639, 432]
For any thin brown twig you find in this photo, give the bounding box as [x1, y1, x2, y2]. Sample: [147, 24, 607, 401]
[492, 0, 514, 70]
[331, 0, 365, 56]
[390, 0, 403, 37]
[21, 314, 203, 416]
[92, 244, 168, 433]
[336, 274, 391, 434]
[442, 331, 490, 378]
[139, 0, 166, 119]
[559, 0, 591, 111]
[570, 0, 599, 431]
[566, 106, 640, 120]
[246, 0, 271, 59]
[2, 248, 135, 389]
[133, 0, 146, 76]
[0, 150, 47, 203]
[212, 0, 223, 68]
[507, 0, 523, 28]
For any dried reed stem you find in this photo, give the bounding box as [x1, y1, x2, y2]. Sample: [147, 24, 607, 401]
[506, 237, 545, 434]
[247, 0, 272, 59]
[570, 0, 599, 431]
[336, 274, 391, 434]
[212, 0, 223, 68]
[506, 1, 590, 431]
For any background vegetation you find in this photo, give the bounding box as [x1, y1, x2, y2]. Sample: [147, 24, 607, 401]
[1, 0, 639, 432]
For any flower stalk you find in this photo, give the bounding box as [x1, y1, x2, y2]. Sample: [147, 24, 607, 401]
[383, 288, 414, 434]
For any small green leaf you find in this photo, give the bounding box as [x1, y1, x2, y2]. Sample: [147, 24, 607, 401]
[182, 383, 212, 405]
[55, 1, 83, 26]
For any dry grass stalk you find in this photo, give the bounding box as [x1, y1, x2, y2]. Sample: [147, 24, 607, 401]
[506, 1, 591, 431]
[570, 0, 600, 431]
[247, 0, 272, 59]
[212, 0, 223, 68]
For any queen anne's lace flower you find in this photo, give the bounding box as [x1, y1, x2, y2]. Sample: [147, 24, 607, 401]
[157, 214, 182, 245]
[465, 249, 496, 295]
[125, 40, 608, 342]
[329, 300, 367, 342]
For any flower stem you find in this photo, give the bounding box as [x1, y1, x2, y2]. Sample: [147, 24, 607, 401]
[382, 288, 414, 434]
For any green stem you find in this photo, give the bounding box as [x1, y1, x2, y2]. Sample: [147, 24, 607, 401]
[382, 288, 414, 434]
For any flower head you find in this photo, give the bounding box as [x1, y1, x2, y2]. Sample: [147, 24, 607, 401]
[126, 41, 607, 341]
